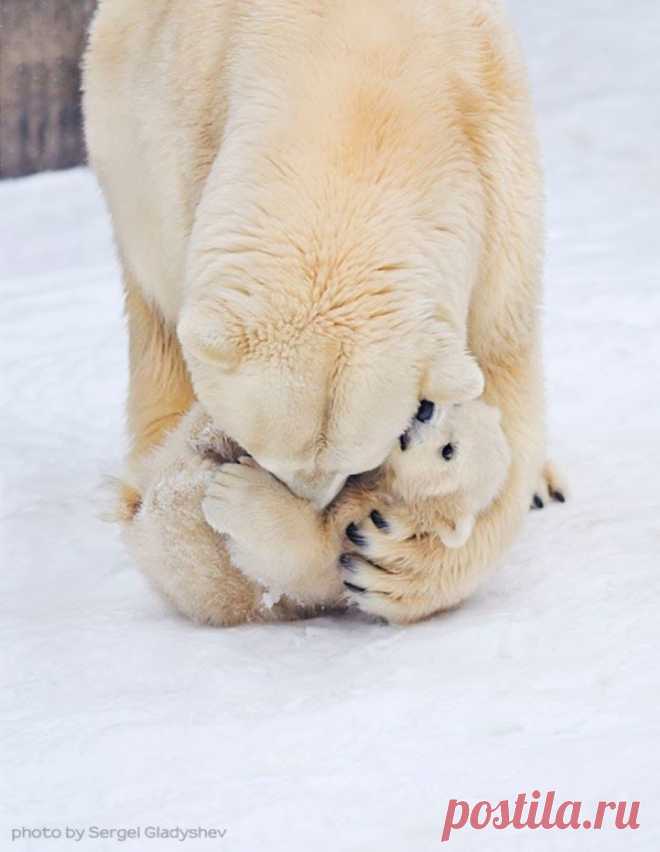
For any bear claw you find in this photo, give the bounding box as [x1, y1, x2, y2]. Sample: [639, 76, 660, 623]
[370, 510, 389, 530]
[346, 523, 367, 546]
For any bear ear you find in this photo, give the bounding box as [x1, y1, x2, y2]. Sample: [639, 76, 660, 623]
[423, 331, 484, 404]
[177, 300, 241, 371]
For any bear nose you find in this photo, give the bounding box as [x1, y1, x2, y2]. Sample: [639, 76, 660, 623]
[282, 471, 347, 509]
[416, 400, 435, 423]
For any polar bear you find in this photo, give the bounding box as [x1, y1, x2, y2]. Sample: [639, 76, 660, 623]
[123, 397, 510, 624]
[85, 0, 562, 624]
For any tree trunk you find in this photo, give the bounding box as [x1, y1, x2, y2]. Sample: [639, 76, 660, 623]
[0, 0, 97, 178]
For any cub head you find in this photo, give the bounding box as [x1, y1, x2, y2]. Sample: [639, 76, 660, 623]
[386, 399, 510, 505]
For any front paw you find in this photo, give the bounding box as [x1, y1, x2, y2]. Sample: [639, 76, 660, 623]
[340, 507, 429, 623]
[202, 458, 286, 544]
[345, 507, 414, 559]
[202, 458, 339, 606]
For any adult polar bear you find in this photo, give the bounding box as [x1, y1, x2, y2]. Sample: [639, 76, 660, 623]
[85, 0, 554, 624]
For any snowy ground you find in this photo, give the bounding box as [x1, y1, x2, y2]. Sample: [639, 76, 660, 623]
[1, 2, 659, 850]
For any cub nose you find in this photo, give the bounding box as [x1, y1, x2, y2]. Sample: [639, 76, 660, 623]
[416, 400, 435, 423]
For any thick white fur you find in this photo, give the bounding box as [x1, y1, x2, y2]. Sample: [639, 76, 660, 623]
[123, 405, 336, 624]
[384, 400, 511, 548]
[85, 0, 548, 624]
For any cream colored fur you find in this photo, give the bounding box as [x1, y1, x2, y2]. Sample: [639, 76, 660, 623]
[127, 398, 510, 623]
[383, 399, 511, 548]
[122, 405, 333, 624]
[84, 0, 550, 624]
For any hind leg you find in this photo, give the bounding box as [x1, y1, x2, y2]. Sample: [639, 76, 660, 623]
[121, 273, 195, 515]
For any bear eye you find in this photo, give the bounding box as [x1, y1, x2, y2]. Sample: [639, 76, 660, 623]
[441, 443, 455, 461]
[415, 400, 435, 423]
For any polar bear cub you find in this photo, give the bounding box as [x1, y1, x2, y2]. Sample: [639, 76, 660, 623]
[382, 399, 511, 548]
[123, 396, 510, 625]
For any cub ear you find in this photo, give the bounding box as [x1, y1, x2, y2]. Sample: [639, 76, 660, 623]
[423, 333, 484, 404]
[177, 301, 241, 371]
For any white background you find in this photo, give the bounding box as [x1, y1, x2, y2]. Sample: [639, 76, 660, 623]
[1, 1, 659, 849]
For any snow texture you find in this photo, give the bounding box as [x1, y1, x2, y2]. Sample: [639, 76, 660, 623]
[1, 2, 659, 850]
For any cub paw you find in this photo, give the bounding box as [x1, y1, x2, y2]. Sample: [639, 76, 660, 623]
[202, 457, 287, 544]
[339, 549, 429, 624]
[339, 505, 431, 623]
[344, 507, 415, 564]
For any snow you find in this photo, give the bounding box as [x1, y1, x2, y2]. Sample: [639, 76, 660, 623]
[1, 2, 659, 849]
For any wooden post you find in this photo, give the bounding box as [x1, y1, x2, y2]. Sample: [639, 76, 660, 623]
[0, 0, 97, 178]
